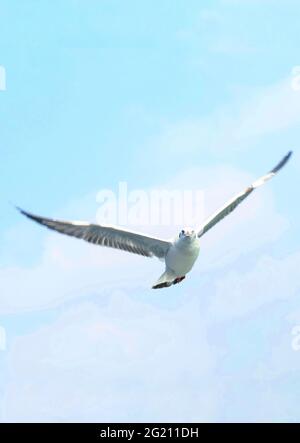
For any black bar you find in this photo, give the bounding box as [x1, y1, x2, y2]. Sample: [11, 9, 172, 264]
[0, 423, 299, 442]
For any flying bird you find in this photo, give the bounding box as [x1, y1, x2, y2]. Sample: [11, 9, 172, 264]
[18, 152, 292, 289]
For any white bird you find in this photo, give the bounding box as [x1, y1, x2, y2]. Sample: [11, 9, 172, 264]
[18, 152, 292, 289]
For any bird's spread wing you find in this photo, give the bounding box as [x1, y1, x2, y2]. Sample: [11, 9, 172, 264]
[197, 151, 292, 238]
[18, 209, 172, 259]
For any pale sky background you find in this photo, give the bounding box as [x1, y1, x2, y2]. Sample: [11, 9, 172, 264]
[0, 0, 300, 422]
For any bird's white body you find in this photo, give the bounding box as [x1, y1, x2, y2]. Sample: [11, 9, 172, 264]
[151, 228, 201, 288]
[18, 152, 292, 289]
[166, 236, 200, 277]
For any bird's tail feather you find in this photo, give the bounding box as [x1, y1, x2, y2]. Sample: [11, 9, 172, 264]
[152, 269, 177, 289]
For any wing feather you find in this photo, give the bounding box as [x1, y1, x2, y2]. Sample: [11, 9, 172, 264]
[18, 209, 171, 259]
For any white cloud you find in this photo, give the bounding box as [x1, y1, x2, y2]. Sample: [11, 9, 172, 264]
[235, 79, 300, 138]
[208, 251, 300, 321]
[2, 294, 221, 422]
[149, 77, 300, 158]
[2, 243, 299, 422]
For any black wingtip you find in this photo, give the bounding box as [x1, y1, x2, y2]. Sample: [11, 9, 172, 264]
[16, 206, 27, 216]
[271, 151, 293, 174]
[16, 206, 38, 222]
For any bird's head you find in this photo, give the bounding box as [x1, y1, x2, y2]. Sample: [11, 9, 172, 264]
[178, 228, 196, 241]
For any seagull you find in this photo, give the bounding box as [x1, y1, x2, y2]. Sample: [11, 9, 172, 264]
[18, 152, 292, 289]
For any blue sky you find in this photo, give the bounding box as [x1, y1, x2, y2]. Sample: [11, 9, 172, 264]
[0, 0, 300, 422]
